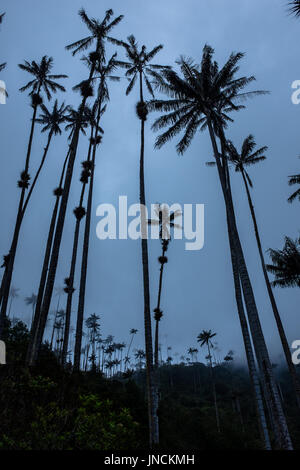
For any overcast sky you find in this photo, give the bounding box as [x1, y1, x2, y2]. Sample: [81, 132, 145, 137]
[0, 0, 299, 365]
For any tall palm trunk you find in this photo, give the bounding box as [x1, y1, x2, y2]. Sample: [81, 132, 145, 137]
[73, 103, 103, 371]
[29, 62, 97, 365]
[241, 169, 300, 409]
[207, 341, 221, 433]
[21, 130, 54, 218]
[207, 120, 293, 449]
[0, 91, 41, 334]
[50, 297, 61, 350]
[26, 150, 70, 364]
[61, 133, 94, 365]
[227, 216, 271, 449]
[154, 242, 167, 367]
[138, 71, 157, 447]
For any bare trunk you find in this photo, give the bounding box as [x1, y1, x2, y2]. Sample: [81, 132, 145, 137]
[207, 342, 221, 433]
[62, 133, 93, 366]
[138, 71, 158, 447]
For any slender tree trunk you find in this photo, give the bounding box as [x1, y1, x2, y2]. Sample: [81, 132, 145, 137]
[50, 301, 60, 351]
[126, 334, 135, 368]
[21, 131, 53, 218]
[26, 151, 70, 364]
[62, 133, 94, 366]
[0, 94, 41, 334]
[73, 109, 102, 371]
[207, 342, 221, 433]
[154, 243, 166, 367]
[207, 120, 292, 449]
[138, 72, 157, 447]
[227, 216, 271, 449]
[241, 169, 300, 409]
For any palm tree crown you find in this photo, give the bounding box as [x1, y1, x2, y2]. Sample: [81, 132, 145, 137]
[149, 45, 266, 154]
[207, 135, 268, 187]
[109, 34, 170, 97]
[66, 8, 123, 59]
[148, 204, 181, 240]
[18, 56, 67, 99]
[197, 329, 217, 348]
[267, 237, 300, 288]
[36, 100, 69, 135]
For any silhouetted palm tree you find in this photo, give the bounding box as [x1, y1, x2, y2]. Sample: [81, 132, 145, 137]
[126, 328, 138, 366]
[198, 330, 220, 433]
[222, 135, 300, 408]
[31, 9, 123, 367]
[0, 56, 67, 333]
[112, 34, 170, 446]
[267, 237, 300, 288]
[149, 204, 181, 367]
[149, 46, 292, 449]
[85, 313, 101, 369]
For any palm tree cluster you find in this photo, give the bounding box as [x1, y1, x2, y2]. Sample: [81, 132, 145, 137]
[1, 5, 300, 450]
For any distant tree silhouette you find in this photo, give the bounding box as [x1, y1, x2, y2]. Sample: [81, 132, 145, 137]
[198, 330, 220, 433]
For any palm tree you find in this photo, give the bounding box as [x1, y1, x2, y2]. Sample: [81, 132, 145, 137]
[267, 237, 300, 288]
[197, 330, 220, 433]
[135, 349, 146, 370]
[50, 307, 64, 350]
[28, 9, 123, 366]
[149, 204, 181, 367]
[85, 313, 101, 369]
[0, 56, 67, 333]
[111, 34, 170, 447]
[8, 286, 19, 319]
[24, 293, 37, 324]
[288, 1, 300, 17]
[149, 46, 292, 449]
[74, 54, 120, 371]
[126, 328, 138, 366]
[221, 135, 300, 408]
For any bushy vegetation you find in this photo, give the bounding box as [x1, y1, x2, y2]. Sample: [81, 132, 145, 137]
[1, 322, 299, 450]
